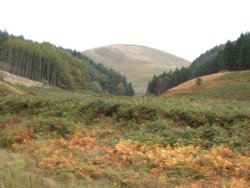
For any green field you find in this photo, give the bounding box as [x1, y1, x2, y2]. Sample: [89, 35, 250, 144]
[0, 72, 250, 188]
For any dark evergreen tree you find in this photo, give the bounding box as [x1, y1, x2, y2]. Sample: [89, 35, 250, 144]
[219, 41, 236, 70]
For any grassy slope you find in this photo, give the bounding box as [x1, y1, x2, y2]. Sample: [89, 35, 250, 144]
[0, 81, 24, 96]
[0, 72, 250, 187]
[0, 70, 47, 96]
[84, 44, 190, 94]
[163, 71, 250, 100]
[1, 71, 43, 87]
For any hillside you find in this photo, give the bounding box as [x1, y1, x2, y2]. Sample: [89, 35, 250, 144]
[83, 44, 190, 94]
[0, 31, 134, 96]
[147, 32, 250, 95]
[163, 71, 250, 100]
[163, 72, 227, 97]
[1, 71, 44, 87]
[0, 81, 24, 95]
[0, 70, 49, 96]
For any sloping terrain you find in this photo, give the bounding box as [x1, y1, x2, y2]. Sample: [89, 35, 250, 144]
[0, 81, 23, 95]
[84, 44, 190, 94]
[147, 33, 250, 96]
[0, 81, 25, 95]
[163, 72, 228, 97]
[2, 71, 44, 87]
[0, 71, 46, 96]
[163, 71, 250, 100]
[0, 32, 133, 96]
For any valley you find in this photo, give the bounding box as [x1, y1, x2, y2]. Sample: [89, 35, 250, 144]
[0, 31, 250, 188]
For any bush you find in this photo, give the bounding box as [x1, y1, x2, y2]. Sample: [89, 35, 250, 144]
[196, 77, 203, 86]
[148, 120, 167, 133]
[198, 124, 229, 148]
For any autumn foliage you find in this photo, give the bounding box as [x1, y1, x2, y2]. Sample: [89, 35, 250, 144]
[1, 95, 250, 187]
[11, 135, 250, 187]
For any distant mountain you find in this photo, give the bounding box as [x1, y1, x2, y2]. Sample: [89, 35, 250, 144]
[83, 44, 190, 94]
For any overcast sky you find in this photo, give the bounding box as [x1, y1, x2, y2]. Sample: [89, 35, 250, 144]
[0, 0, 249, 61]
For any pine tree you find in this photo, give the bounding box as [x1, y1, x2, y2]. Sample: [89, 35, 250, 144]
[116, 83, 125, 95]
[127, 83, 135, 96]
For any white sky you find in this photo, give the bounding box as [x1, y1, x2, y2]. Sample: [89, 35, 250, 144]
[0, 0, 249, 61]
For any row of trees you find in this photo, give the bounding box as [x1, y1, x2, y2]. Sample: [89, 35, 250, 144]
[147, 32, 250, 95]
[0, 30, 134, 96]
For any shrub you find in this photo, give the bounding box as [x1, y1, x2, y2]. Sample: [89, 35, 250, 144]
[148, 120, 167, 133]
[198, 124, 229, 148]
[196, 77, 203, 86]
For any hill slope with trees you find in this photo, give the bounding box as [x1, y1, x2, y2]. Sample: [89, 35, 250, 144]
[0, 31, 134, 96]
[147, 32, 250, 95]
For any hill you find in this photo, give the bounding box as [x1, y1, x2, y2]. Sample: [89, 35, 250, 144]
[163, 71, 250, 100]
[83, 44, 190, 94]
[0, 31, 134, 96]
[147, 32, 250, 95]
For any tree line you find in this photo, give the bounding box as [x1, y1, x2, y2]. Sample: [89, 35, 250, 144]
[147, 32, 250, 95]
[0, 30, 134, 96]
